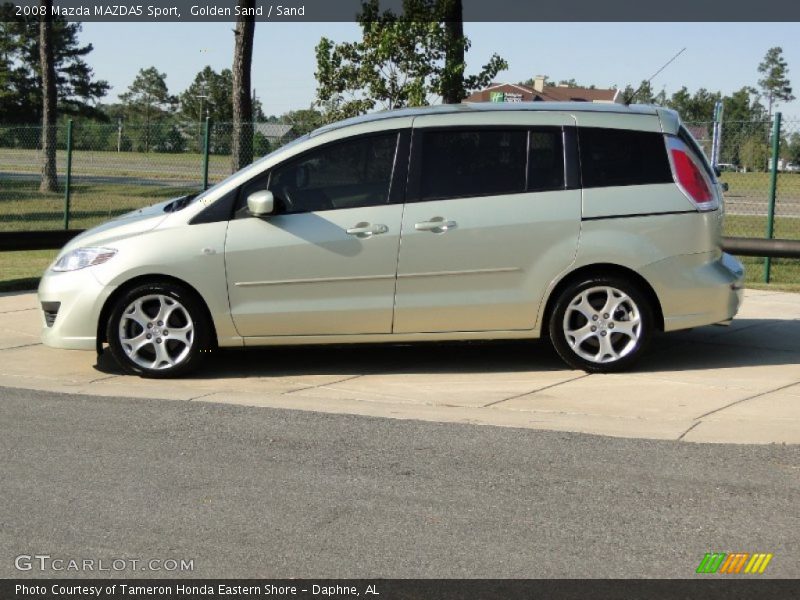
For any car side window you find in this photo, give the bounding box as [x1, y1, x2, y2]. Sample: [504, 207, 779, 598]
[418, 129, 527, 201]
[528, 128, 565, 191]
[263, 133, 398, 215]
[579, 127, 673, 188]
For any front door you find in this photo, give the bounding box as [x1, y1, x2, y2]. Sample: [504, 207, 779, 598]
[225, 131, 406, 337]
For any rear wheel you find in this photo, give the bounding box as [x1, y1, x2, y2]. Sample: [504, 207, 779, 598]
[548, 276, 653, 373]
[106, 282, 211, 378]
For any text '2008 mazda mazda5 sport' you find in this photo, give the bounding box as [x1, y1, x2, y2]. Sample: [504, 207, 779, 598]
[38, 102, 744, 377]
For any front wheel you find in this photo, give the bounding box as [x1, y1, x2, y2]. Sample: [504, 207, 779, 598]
[548, 276, 654, 373]
[106, 282, 211, 378]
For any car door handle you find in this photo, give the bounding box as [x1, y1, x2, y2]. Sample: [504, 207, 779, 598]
[345, 222, 389, 238]
[415, 217, 457, 233]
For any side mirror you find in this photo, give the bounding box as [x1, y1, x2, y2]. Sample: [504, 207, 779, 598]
[247, 190, 275, 217]
[713, 166, 722, 178]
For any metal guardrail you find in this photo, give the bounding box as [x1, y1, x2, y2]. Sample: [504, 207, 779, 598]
[722, 237, 800, 258]
[1, 230, 799, 259]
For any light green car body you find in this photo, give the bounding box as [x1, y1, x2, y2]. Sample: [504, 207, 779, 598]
[39, 102, 744, 355]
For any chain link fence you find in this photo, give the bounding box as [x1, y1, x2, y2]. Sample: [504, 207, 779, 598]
[686, 116, 800, 285]
[2, 117, 799, 286]
[0, 121, 294, 232]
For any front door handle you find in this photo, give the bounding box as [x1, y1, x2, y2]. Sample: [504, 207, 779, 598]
[345, 222, 389, 238]
[415, 217, 457, 233]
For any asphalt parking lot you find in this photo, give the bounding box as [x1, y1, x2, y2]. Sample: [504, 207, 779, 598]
[1, 288, 798, 444]
[2, 386, 798, 578]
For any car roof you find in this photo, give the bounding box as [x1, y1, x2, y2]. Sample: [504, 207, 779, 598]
[310, 102, 664, 137]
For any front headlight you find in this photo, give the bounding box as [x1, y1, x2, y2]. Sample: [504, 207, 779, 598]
[51, 247, 117, 272]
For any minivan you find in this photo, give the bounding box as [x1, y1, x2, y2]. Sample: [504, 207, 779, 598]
[38, 102, 744, 377]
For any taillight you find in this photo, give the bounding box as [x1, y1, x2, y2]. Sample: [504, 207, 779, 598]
[666, 137, 719, 211]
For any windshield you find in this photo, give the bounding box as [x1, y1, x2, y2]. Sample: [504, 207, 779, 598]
[190, 133, 312, 205]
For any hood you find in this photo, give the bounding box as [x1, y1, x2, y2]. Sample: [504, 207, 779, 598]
[60, 197, 177, 253]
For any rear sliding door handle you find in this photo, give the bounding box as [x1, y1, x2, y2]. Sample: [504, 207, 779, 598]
[345, 222, 389, 238]
[415, 217, 457, 233]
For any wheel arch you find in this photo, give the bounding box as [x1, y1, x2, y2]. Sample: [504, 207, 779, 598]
[540, 263, 665, 336]
[96, 274, 219, 353]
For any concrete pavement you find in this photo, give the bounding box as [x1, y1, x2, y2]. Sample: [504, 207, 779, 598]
[1, 288, 798, 444]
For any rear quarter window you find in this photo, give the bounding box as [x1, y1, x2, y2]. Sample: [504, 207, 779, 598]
[579, 127, 672, 188]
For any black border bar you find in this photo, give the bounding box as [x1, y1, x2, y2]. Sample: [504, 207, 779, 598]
[3, 579, 800, 600]
[4, 0, 800, 22]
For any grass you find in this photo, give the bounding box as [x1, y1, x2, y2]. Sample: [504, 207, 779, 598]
[0, 147, 232, 181]
[0, 179, 199, 231]
[719, 171, 800, 199]
[0, 249, 57, 292]
[724, 214, 800, 240]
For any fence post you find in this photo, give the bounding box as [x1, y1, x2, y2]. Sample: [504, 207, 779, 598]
[711, 100, 723, 167]
[202, 117, 211, 190]
[63, 119, 73, 230]
[764, 112, 782, 283]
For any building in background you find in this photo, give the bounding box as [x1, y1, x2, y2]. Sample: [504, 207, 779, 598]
[465, 76, 618, 104]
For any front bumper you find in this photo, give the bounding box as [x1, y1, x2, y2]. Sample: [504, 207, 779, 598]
[38, 267, 115, 351]
[641, 251, 744, 332]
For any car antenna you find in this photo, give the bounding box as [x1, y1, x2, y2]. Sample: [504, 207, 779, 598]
[622, 47, 686, 106]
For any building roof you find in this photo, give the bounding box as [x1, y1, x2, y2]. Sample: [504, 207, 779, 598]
[254, 123, 294, 138]
[465, 82, 617, 104]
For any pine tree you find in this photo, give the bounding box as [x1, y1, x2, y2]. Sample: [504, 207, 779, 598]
[757, 47, 795, 121]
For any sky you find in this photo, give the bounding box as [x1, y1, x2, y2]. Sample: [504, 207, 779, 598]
[79, 21, 800, 121]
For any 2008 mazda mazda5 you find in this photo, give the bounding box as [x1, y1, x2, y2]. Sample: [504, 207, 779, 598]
[39, 102, 744, 378]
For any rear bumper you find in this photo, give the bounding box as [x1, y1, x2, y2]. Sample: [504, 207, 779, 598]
[641, 251, 744, 332]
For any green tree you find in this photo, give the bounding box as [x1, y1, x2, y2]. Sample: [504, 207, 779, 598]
[622, 80, 657, 104]
[119, 67, 176, 151]
[665, 87, 720, 122]
[0, 12, 108, 124]
[0, 23, 16, 122]
[722, 86, 765, 122]
[281, 107, 324, 136]
[315, 0, 507, 122]
[180, 66, 234, 123]
[739, 134, 769, 172]
[719, 87, 767, 166]
[784, 132, 800, 164]
[180, 66, 233, 151]
[757, 46, 794, 121]
[119, 67, 175, 123]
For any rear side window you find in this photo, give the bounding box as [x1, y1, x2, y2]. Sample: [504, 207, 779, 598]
[528, 129, 565, 191]
[579, 127, 672, 188]
[419, 130, 527, 201]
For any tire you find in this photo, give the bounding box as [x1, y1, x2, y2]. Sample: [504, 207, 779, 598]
[548, 276, 653, 373]
[106, 282, 211, 378]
